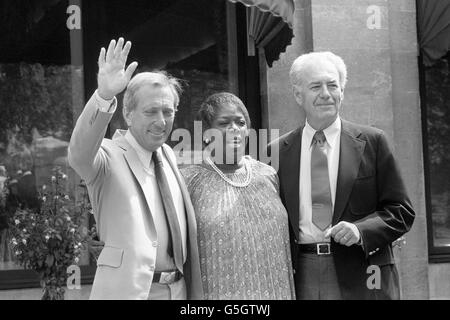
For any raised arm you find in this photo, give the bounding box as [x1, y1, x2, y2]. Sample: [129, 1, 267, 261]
[68, 38, 138, 184]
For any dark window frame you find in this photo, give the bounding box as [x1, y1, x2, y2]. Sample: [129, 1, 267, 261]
[419, 52, 450, 263]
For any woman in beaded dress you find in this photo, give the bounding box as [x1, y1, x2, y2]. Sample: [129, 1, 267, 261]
[180, 92, 295, 300]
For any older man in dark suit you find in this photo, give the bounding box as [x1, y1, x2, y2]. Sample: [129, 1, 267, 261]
[269, 51, 415, 299]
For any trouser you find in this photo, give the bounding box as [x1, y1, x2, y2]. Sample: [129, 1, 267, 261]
[294, 252, 342, 300]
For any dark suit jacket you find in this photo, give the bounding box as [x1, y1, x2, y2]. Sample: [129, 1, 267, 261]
[268, 119, 415, 299]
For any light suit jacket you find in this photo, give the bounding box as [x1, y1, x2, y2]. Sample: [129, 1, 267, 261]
[68, 94, 203, 300]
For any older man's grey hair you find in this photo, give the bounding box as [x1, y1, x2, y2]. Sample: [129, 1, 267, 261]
[123, 71, 182, 116]
[289, 51, 348, 90]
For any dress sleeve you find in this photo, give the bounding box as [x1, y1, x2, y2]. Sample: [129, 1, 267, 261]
[270, 167, 281, 195]
[255, 160, 281, 194]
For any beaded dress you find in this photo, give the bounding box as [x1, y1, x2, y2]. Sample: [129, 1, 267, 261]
[180, 156, 295, 300]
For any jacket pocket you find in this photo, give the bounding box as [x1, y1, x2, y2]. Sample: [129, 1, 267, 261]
[97, 246, 124, 268]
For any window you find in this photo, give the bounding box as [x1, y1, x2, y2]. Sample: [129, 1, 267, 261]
[421, 52, 450, 262]
[81, 0, 261, 144]
[0, 0, 96, 288]
[0, 0, 259, 289]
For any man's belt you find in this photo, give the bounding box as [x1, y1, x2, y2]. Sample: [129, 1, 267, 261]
[297, 242, 332, 255]
[152, 270, 182, 284]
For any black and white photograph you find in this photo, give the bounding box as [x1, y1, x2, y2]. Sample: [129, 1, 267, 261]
[0, 0, 449, 306]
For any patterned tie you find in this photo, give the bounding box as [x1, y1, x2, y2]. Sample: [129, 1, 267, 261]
[152, 151, 184, 273]
[311, 131, 332, 231]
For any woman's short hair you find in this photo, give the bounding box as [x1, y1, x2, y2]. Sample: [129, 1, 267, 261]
[123, 71, 182, 114]
[197, 92, 251, 130]
[289, 51, 348, 89]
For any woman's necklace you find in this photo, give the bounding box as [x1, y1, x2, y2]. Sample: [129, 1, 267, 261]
[205, 157, 252, 188]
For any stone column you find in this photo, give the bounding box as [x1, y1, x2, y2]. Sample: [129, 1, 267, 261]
[265, 0, 315, 135]
[387, 0, 429, 300]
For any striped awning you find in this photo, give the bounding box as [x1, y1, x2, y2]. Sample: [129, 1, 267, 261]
[417, 0, 450, 66]
[228, 0, 294, 28]
[228, 0, 294, 66]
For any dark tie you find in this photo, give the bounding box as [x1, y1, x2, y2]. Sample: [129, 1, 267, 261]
[311, 131, 332, 231]
[152, 151, 184, 273]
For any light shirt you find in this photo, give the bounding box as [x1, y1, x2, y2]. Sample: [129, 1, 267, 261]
[95, 90, 117, 112]
[95, 90, 187, 271]
[299, 117, 341, 243]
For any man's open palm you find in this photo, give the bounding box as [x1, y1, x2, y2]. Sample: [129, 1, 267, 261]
[97, 38, 138, 100]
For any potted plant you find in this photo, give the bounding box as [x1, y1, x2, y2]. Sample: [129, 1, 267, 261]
[8, 167, 89, 300]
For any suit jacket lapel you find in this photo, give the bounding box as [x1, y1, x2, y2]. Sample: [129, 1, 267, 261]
[332, 120, 365, 224]
[162, 145, 203, 299]
[162, 144, 195, 225]
[114, 136, 158, 235]
[162, 144, 198, 264]
[280, 127, 302, 239]
[115, 136, 148, 189]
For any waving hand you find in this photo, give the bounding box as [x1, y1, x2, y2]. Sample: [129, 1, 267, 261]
[97, 38, 138, 100]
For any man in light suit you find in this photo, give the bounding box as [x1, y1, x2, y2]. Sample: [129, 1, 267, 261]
[68, 38, 202, 300]
[269, 52, 415, 299]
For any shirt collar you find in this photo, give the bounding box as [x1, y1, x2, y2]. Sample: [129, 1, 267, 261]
[304, 116, 341, 149]
[124, 130, 154, 169]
